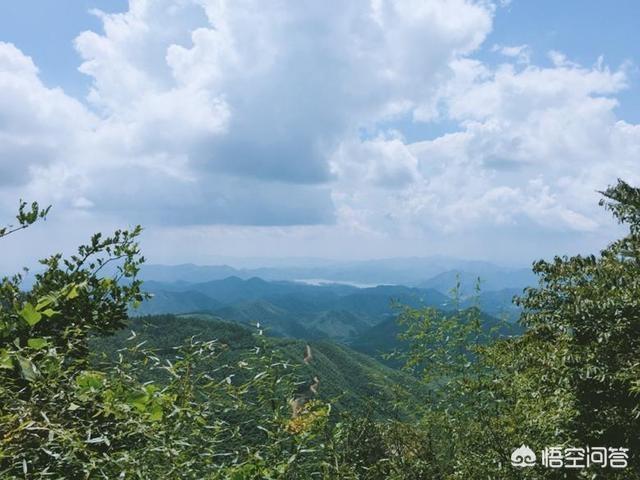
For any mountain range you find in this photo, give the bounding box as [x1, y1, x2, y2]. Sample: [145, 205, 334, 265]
[135, 276, 453, 340]
[119, 259, 533, 413]
[138, 256, 537, 290]
[135, 277, 524, 351]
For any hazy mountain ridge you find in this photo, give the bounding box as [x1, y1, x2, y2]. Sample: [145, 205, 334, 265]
[132, 257, 530, 351]
[135, 276, 455, 339]
[417, 269, 535, 296]
[133, 272, 523, 346]
[138, 256, 535, 289]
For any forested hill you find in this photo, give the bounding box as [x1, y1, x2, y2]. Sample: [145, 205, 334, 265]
[134, 277, 451, 339]
[133, 276, 520, 341]
[350, 308, 522, 365]
[92, 314, 427, 417]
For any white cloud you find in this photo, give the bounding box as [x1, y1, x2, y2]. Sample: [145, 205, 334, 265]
[331, 135, 419, 189]
[0, 42, 96, 187]
[330, 55, 639, 240]
[0, 0, 639, 268]
[1, 0, 496, 225]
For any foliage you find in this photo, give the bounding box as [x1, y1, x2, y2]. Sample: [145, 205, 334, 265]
[0, 204, 337, 478]
[393, 180, 640, 479]
[0, 200, 50, 239]
[0, 203, 410, 479]
[92, 314, 426, 419]
[515, 179, 640, 469]
[0, 202, 150, 477]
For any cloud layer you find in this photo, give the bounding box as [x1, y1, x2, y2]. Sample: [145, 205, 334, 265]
[333, 56, 639, 239]
[0, 0, 638, 266]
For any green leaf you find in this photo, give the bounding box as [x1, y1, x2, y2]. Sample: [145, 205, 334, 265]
[19, 303, 42, 327]
[75, 371, 105, 391]
[66, 285, 79, 300]
[127, 391, 150, 412]
[0, 350, 13, 369]
[40, 308, 59, 318]
[148, 404, 163, 422]
[27, 338, 49, 350]
[17, 356, 38, 381]
[35, 295, 56, 310]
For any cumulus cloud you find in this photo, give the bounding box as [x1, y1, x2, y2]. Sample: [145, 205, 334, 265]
[331, 56, 640, 238]
[331, 134, 419, 189]
[1, 0, 497, 228]
[0, 0, 638, 267]
[0, 42, 96, 187]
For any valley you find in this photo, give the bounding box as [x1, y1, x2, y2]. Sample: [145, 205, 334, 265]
[134, 263, 526, 347]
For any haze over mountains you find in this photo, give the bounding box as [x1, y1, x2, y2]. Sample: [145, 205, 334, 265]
[134, 257, 532, 352]
[139, 256, 536, 291]
[114, 256, 530, 414]
[137, 277, 450, 340]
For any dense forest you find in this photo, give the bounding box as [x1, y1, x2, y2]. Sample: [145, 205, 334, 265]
[1, 179, 639, 478]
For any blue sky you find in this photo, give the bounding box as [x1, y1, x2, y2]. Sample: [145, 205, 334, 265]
[0, 0, 638, 270]
[0, 1, 128, 98]
[487, 1, 639, 122]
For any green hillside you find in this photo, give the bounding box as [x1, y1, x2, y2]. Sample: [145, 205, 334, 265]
[134, 289, 222, 315]
[93, 314, 427, 417]
[211, 300, 319, 338]
[350, 307, 521, 365]
[134, 277, 453, 341]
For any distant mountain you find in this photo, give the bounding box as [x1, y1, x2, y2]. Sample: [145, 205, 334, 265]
[333, 285, 450, 316]
[138, 256, 535, 290]
[309, 310, 371, 339]
[139, 264, 240, 283]
[211, 301, 318, 339]
[134, 259, 534, 329]
[462, 288, 524, 320]
[187, 276, 353, 303]
[135, 289, 221, 315]
[416, 268, 536, 296]
[134, 276, 451, 341]
[348, 315, 409, 367]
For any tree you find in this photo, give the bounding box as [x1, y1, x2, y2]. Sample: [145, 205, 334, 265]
[396, 180, 640, 478]
[0, 202, 151, 477]
[515, 179, 640, 468]
[0, 203, 330, 479]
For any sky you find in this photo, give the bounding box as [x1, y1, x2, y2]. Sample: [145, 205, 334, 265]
[0, 0, 639, 271]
